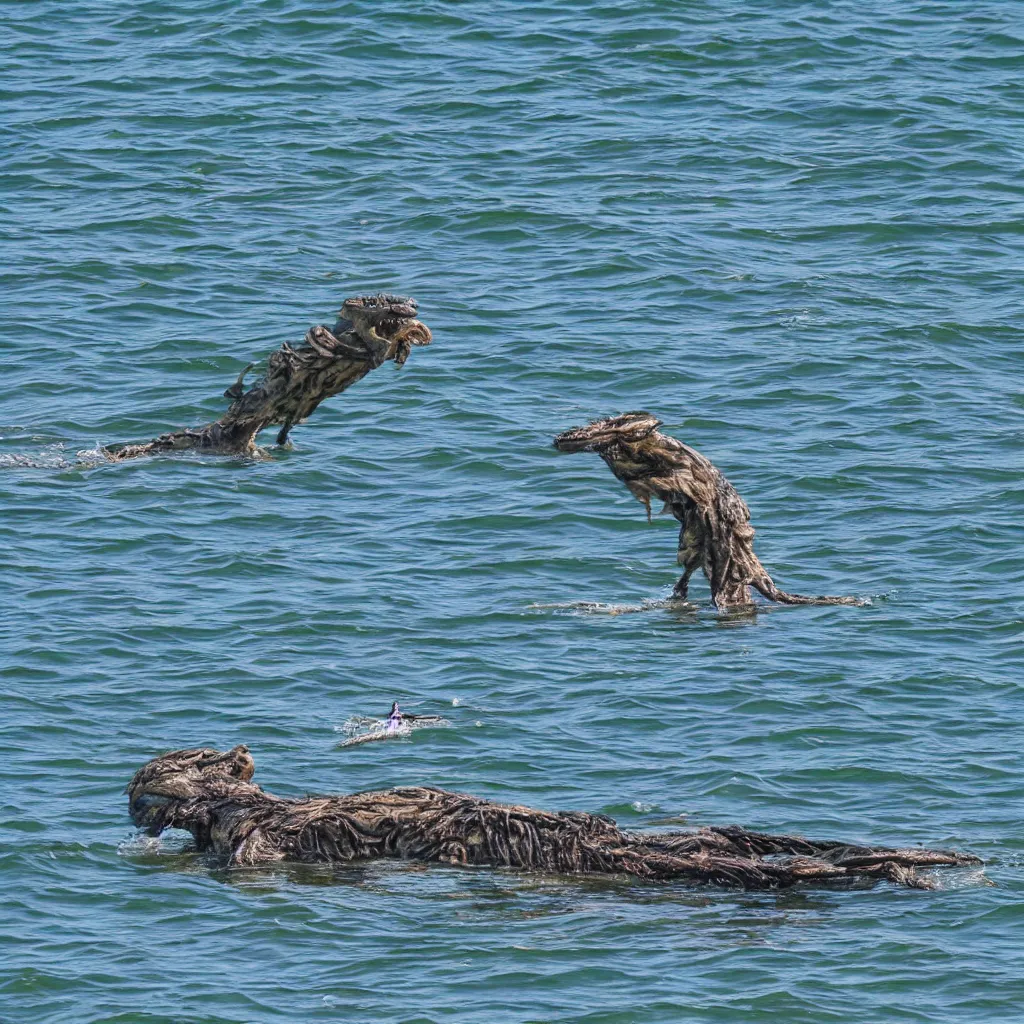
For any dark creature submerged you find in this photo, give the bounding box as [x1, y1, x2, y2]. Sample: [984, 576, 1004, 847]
[126, 745, 979, 890]
[554, 412, 865, 610]
[105, 294, 431, 460]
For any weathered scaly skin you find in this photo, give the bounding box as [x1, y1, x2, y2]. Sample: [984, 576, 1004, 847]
[554, 412, 864, 609]
[106, 294, 431, 460]
[126, 745, 978, 890]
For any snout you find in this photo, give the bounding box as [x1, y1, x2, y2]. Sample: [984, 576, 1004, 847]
[553, 427, 601, 453]
[554, 412, 662, 454]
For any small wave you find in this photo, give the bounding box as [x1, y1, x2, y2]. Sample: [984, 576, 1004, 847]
[116, 830, 194, 857]
[926, 866, 994, 891]
[75, 444, 116, 467]
[0, 441, 113, 470]
[0, 444, 75, 469]
[527, 598, 682, 616]
[530, 595, 875, 617]
[0, 440, 279, 471]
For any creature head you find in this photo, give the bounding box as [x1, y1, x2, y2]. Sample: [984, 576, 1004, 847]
[342, 293, 418, 321]
[126, 745, 255, 834]
[553, 412, 663, 454]
[339, 294, 432, 366]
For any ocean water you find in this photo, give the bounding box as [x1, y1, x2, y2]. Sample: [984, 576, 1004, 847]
[2, 1, 1022, 1021]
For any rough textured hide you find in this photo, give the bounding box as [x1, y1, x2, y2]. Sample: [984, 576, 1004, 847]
[106, 294, 431, 460]
[553, 412, 864, 609]
[126, 746, 979, 891]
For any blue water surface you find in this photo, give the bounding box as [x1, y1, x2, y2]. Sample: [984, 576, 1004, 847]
[2, 2, 1022, 1022]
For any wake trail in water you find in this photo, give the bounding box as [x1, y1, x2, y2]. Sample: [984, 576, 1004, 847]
[528, 598, 687, 616]
[529, 595, 876, 617]
[0, 443, 112, 470]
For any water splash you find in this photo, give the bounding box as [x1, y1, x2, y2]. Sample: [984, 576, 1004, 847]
[117, 830, 194, 857]
[527, 598, 683, 616]
[335, 709, 451, 749]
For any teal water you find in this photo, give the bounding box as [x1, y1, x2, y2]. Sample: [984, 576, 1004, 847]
[2, 2, 1023, 1021]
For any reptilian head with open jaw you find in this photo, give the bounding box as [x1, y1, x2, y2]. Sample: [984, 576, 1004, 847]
[554, 412, 866, 610]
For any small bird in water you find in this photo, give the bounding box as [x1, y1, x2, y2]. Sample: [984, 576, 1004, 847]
[385, 701, 444, 733]
[385, 701, 405, 734]
[336, 702, 451, 748]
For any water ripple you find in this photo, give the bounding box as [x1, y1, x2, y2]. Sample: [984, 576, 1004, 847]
[2, 2, 1022, 1022]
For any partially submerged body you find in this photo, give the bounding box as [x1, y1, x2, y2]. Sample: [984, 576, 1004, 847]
[106, 294, 431, 460]
[126, 745, 978, 890]
[554, 412, 864, 610]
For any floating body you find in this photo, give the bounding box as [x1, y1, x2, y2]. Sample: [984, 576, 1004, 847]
[126, 745, 978, 890]
[554, 412, 863, 609]
[106, 294, 431, 460]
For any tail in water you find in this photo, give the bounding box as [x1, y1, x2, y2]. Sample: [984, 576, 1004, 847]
[753, 575, 865, 607]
